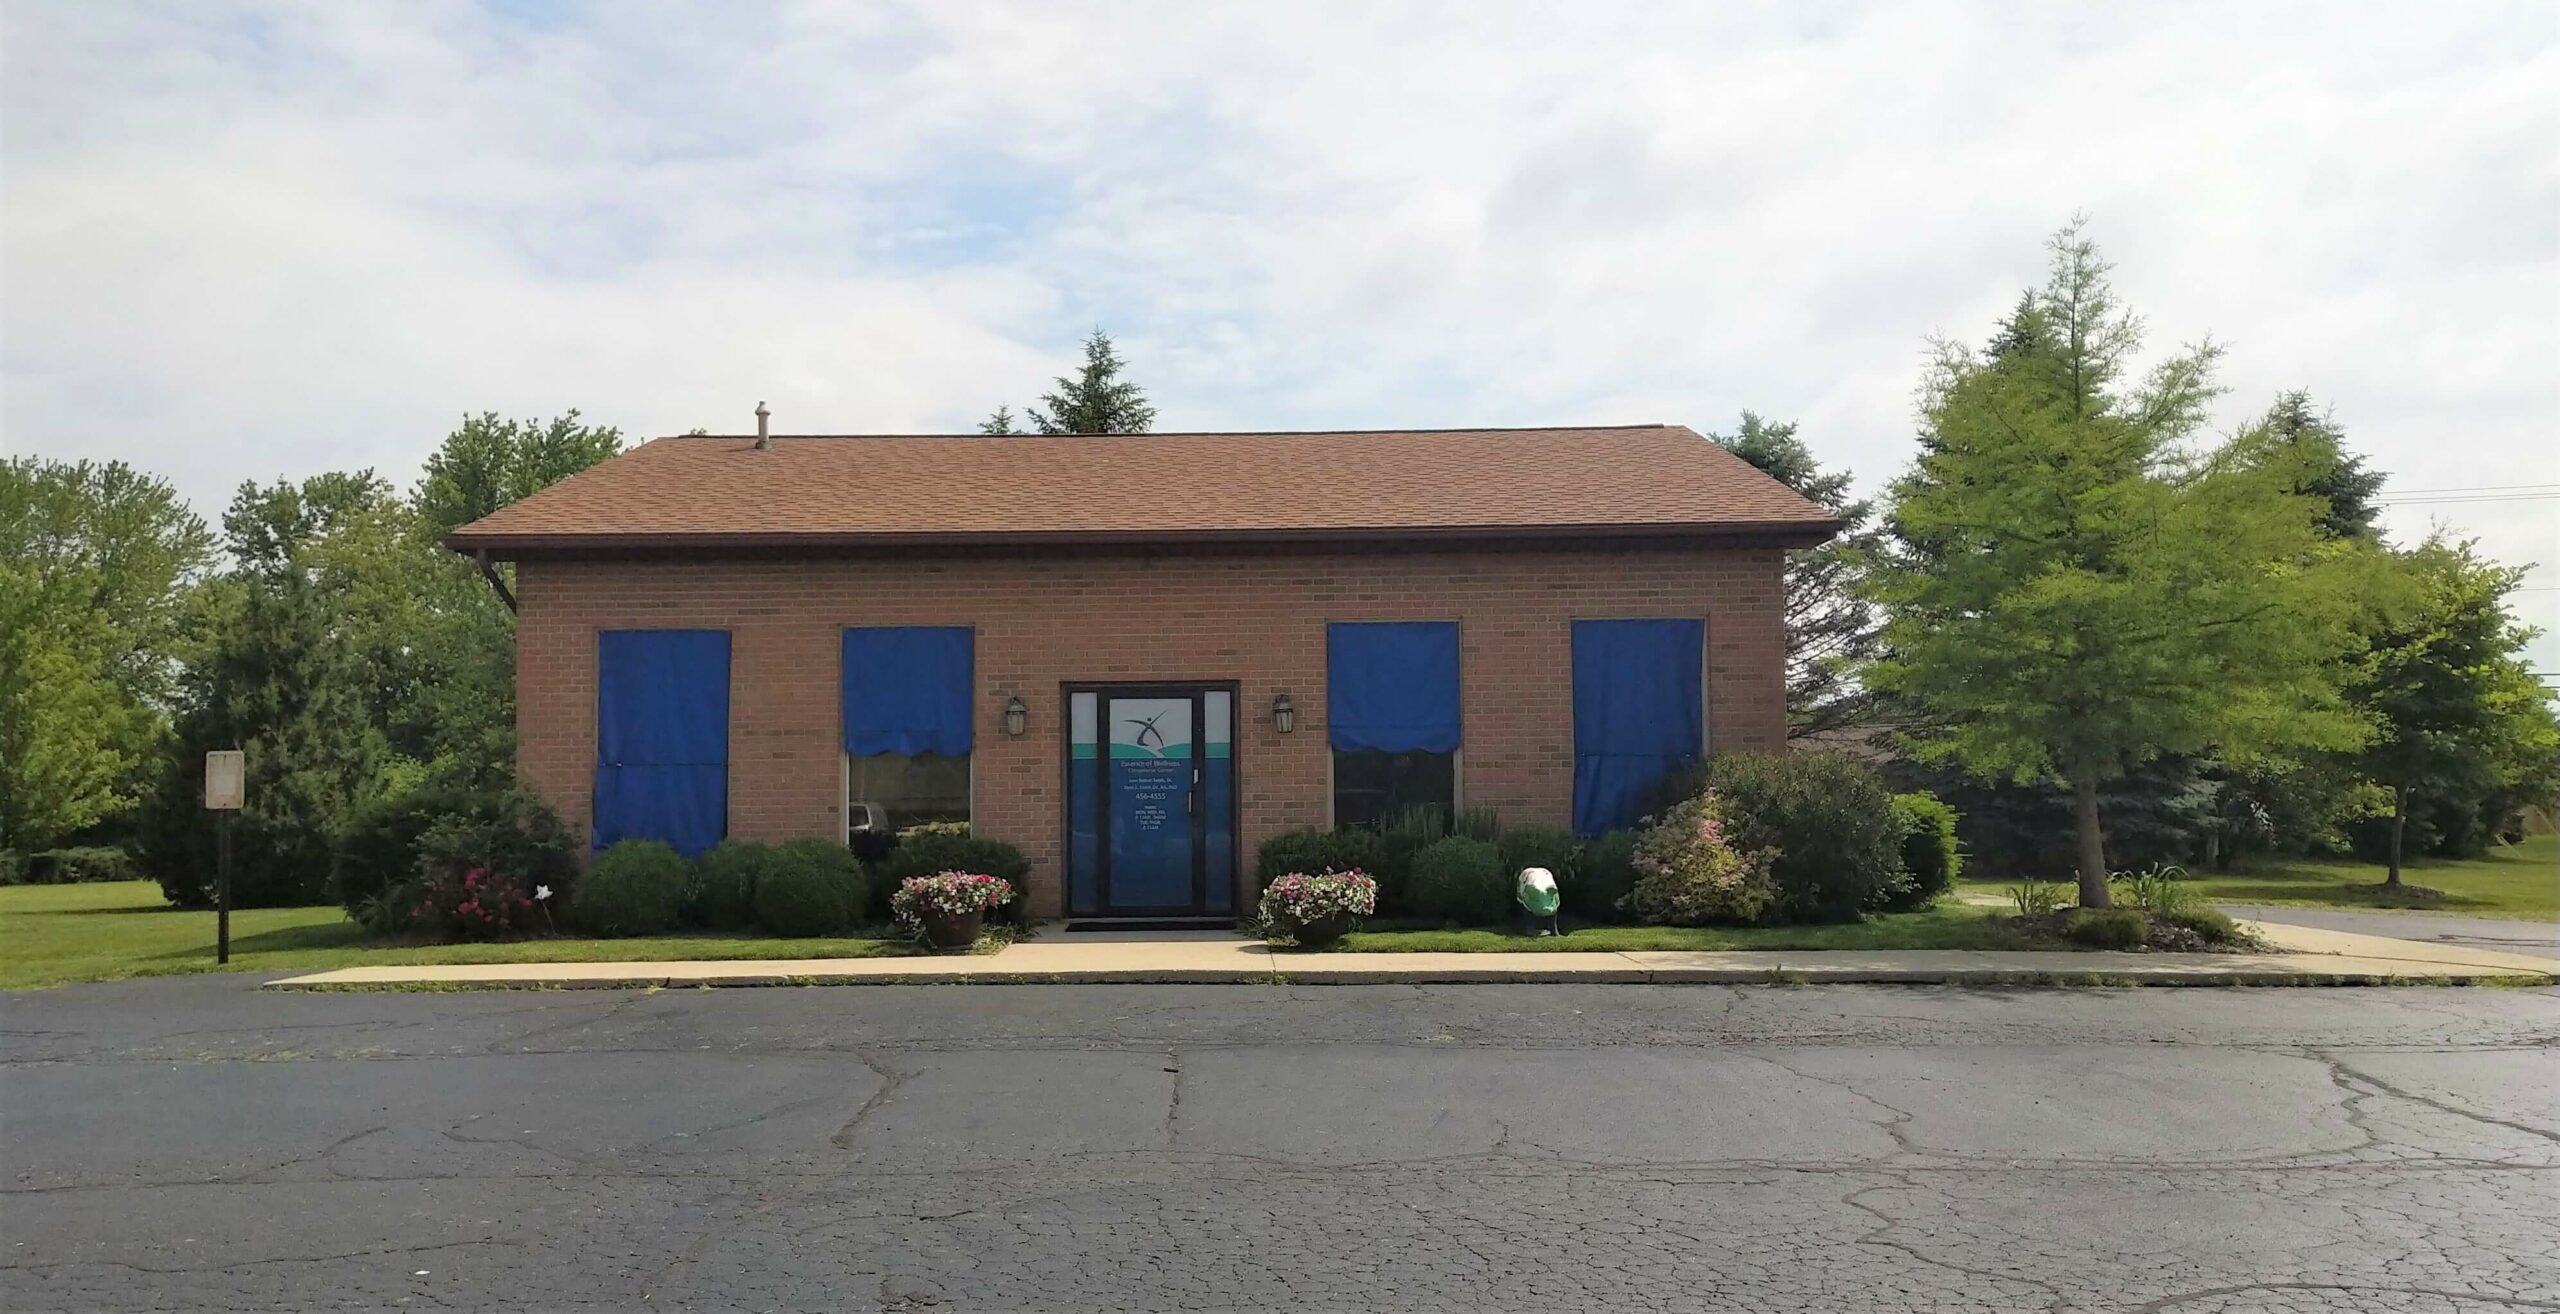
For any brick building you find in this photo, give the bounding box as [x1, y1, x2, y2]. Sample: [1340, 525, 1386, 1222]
[448, 424, 1837, 922]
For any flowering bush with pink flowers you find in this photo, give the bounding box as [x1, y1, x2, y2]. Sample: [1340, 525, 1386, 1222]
[1624, 793, 1774, 926]
[891, 871, 1014, 932]
[1258, 869, 1378, 943]
[410, 863, 547, 940]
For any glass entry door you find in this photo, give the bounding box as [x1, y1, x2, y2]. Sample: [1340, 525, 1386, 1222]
[1067, 685, 1235, 918]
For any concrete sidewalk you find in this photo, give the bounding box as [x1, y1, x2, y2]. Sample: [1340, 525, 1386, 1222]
[264, 920, 2560, 990]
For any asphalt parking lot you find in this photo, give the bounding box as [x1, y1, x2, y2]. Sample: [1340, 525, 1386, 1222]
[5, 977, 2556, 1312]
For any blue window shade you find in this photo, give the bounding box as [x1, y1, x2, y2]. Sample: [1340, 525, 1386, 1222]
[1570, 619, 1705, 837]
[594, 630, 730, 857]
[1326, 621, 1462, 753]
[842, 627, 974, 757]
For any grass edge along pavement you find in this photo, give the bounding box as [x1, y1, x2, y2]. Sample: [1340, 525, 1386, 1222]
[1962, 835, 2559, 922]
[0, 880, 917, 992]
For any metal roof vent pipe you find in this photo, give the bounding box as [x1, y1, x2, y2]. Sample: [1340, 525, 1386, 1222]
[754, 401, 772, 451]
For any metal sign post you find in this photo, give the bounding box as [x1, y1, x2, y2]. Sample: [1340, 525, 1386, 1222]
[204, 751, 244, 964]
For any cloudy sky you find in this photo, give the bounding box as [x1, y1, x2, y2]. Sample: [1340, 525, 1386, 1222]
[5, 1, 2554, 667]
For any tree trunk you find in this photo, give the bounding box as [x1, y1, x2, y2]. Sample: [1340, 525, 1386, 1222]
[2385, 788, 2407, 889]
[2072, 773, 2111, 909]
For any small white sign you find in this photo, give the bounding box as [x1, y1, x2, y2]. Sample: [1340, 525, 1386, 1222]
[204, 751, 245, 811]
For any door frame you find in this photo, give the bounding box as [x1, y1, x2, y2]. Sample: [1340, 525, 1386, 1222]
[1060, 680, 1242, 919]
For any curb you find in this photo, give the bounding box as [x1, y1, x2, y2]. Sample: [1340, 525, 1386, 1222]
[265, 965, 2556, 992]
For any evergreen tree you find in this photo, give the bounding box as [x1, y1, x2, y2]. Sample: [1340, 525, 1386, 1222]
[1864, 221, 2372, 907]
[1708, 413, 1881, 737]
[2257, 390, 2385, 540]
[979, 405, 1020, 435]
[1025, 330, 1156, 434]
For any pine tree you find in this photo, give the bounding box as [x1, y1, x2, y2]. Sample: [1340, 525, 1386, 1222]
[1708, 413, 1880, 737]
[2256, 391, 2385, 540]
[979, 406, 1019, 436]
[1026, 331, 1156, 435]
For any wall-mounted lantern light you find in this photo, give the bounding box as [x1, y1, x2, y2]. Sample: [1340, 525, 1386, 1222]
[1003, 696, 1028, 738]
[1272, 692, 1296, 734]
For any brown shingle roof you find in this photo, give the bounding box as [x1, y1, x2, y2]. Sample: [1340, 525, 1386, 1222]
[447, 424, 1840, 554]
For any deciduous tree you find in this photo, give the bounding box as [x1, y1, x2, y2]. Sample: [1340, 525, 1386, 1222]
[1865, 222, 2371, 907]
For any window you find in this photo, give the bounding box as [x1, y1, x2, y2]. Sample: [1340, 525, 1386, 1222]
[1331, 748, 1456, 831]
[846, 752, 969, 836]
[841, 626, 974, 843]
[1326, 621, 1461, 830]
[1570, 618, 1705, 836]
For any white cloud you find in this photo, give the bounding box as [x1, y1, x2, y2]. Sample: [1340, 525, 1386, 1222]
[4, 0, 2554, 666]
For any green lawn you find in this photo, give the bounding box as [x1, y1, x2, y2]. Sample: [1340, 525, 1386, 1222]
[1334, 903, 2055, 953]
[1966, 835, 2559, 922]
[0, 880, 914, 991]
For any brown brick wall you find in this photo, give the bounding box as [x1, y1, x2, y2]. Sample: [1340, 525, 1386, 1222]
[514, 542, 1786, 915]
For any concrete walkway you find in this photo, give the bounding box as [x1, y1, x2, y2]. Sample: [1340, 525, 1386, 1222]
[265, 919, 2560, 990]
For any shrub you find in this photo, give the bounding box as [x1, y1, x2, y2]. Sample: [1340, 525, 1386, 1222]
[1258, 870, 1379, 945]
[1625, 795, 1776, 926]
[689, 840, 772, 931]
[26, 846, 137, 884]
[575, 840, 693, 937]
[1882, 793, 1961, 912]
[1255, 828, 1388, 900]
[1405, 835, 1509, 925]
[1572, 829, 1642, 922]
[409, 862, 547, 941]
[890, 871, 1014, 937]
[1706, 752, 1908, 922]
[1497, 825, 1579, 889]
[1452, 806, 1503, 841]
[2165, 906, 2246, 945]
[0, 850, 23, 886]
[880, 830, 1030, 925]
[2064, 907, 2148, 950]
[754, 838, 867, 937]
[331, 787, 493, 921]
[1372, 808, 1446, 913]
[409, 791, 580, 938]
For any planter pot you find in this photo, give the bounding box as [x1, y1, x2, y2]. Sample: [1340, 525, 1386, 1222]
[920, 908, 984, 953]
[1290, 913, 1351, 949]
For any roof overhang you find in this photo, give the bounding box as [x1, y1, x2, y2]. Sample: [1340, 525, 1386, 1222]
[448, 518, 1843, 560]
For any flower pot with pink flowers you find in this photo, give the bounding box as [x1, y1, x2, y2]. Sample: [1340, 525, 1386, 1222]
[1258, 869, 1379, 949]
[891, 871, 1016, 952]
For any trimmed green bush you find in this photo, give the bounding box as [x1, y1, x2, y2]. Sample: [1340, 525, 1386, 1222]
[1405, 835, 1509, 925]
[575, 840, 692, 937]
[26, 846, 137, 884]
[1254, 829, 1386, 888]
[1497, 825, 1579, 889]
[1706, 752, 1909, 923]
[689, 840, 772, 931]
[1572, 829, 1642, 921]
[879, 829, 1030, 924]
[1255, 829, 1339, 889]
[1882, 792, 1962, 912]
[754, 838, 868, 936]
[2064, 907, 2148, 950]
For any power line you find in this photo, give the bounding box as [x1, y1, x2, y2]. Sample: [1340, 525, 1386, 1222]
[2380, 482, 2560, 495]
[2374, 493, 2560, 506]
